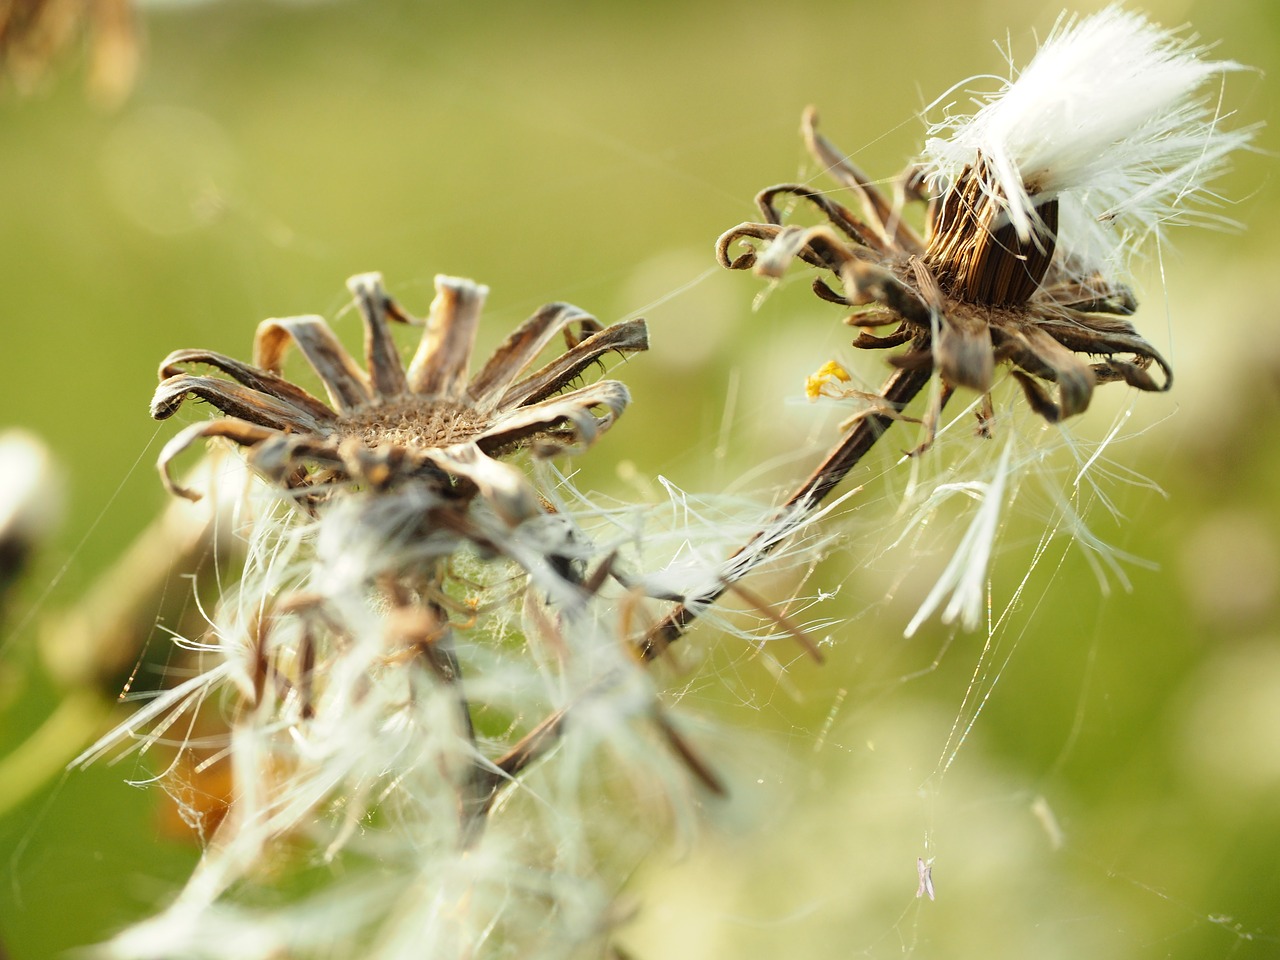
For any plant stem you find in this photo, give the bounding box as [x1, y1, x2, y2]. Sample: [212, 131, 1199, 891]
[0, 688, 114, 816]
[481, 352, 934, 797]
[638, 357, 932, 659]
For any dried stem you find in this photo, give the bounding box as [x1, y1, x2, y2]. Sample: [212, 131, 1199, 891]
[476, 346, 934, 806]
[638, 346, 932, 659]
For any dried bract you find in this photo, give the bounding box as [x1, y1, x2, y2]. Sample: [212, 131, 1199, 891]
[720, 106, 1169, 424]
[153, 273, 647, 523]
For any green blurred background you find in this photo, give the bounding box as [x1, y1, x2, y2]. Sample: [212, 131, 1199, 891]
[0, 0, 1276, 957]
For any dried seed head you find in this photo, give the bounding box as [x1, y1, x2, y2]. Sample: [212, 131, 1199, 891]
[151, 273, 647, 524]
[337, 398, 488, 450]
[718, 5, 1255, 424]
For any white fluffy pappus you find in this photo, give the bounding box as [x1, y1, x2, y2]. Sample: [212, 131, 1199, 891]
[921, 4, 1255, 270]
[79, 462, 785, 960]
[540, 465, 847, 653]
[879, 385, 1162, 640]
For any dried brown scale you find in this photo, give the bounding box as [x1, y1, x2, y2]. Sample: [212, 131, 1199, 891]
[924, 158, 1058, 307]
[755, 185, 887, 252]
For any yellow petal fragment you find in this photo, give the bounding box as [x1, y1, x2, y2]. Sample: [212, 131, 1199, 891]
[804, 360, 852, 400]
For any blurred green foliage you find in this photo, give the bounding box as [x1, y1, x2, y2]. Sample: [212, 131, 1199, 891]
[0, 0, 1276, 957]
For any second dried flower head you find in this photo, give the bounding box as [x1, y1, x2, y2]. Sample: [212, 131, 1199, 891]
[720, 4, 1252, 424]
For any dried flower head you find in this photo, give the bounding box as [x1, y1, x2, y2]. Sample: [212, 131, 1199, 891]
[153, 272, 648, 523]
[718, 6, 1252, 424]
[80, 272, 733, 960]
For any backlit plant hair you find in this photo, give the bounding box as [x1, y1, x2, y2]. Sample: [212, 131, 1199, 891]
[69, 6, 1257, 959]
[77, 275, 757, 958]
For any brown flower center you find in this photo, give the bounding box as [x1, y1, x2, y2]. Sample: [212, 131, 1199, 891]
[925, 156, 1058, 308]
[339, 398, 488, 450]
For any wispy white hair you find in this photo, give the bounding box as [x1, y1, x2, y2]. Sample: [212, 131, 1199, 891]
[921, 5, 1253, 271]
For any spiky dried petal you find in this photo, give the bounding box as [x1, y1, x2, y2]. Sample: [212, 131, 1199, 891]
[254, 316, 373, 413]
[407, 274, 488, 399]
[466, 302, 596, 411]
[497, 319, 648, 411]
[348, 272, 411, 399]
[160, 348, 337, 423]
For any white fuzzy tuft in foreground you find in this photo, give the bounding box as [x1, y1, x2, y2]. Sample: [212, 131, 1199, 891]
[0, 430, 62, 549]
[921, 5, 1254, 270]
[75, 459, 832, 960]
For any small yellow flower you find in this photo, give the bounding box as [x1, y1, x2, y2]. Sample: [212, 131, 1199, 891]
[804, 360, 852, 400]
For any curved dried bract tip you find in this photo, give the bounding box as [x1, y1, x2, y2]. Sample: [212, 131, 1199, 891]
[494, 319, 647, 410]
[920, 5, 1255, 271]
[407, 274, 488, 399]
[156, 421, 282, 502]
[347, 272, 412, 399]
[802, 106, 926, 256]
[478, 380, 632, 456]
[254, 315, 372, 413]
[149, 273, 647, 521]
[467, 301, 597, 411]
[155, 348, 337, 424]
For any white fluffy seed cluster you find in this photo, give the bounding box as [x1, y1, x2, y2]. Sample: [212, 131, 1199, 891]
[921, 4, 1254, 271]
[78, 465, 830, 960]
